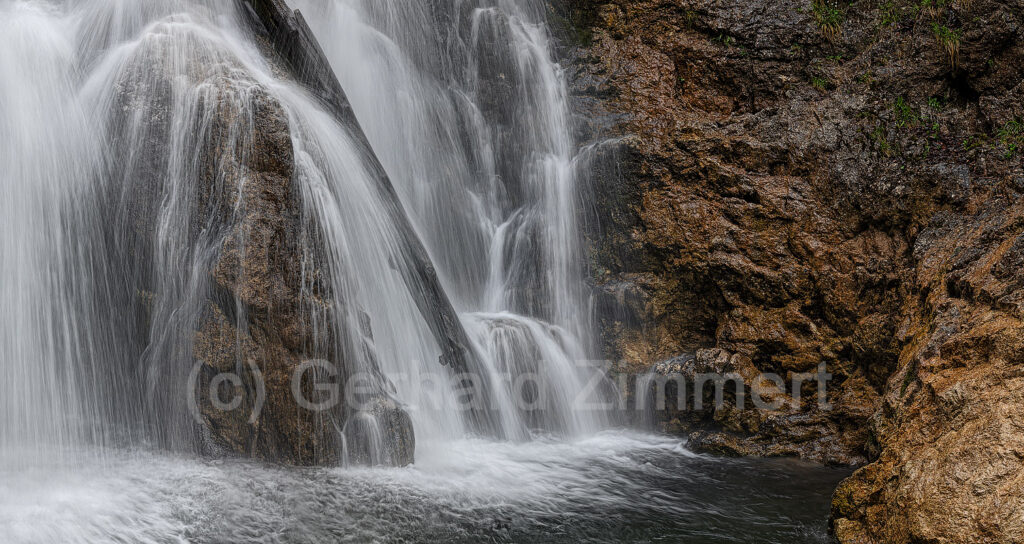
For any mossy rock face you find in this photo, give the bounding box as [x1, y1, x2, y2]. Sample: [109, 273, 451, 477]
[569, 0, 1024, 541]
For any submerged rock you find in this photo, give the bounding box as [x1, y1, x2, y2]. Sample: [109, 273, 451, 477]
[341, 397, 416, 467]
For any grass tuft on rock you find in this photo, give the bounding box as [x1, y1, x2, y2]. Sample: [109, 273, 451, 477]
[931, 22, 961, 69]
[812, 0, 843, 42]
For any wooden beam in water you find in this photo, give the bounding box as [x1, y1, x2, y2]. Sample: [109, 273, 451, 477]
[237, 0, 503, 436]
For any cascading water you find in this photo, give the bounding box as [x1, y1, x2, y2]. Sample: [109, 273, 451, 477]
[0, 0, 604, 466]
[293, 0, 609, 443]
[0, 1, 850, 542]
[0, 1, 98, 464]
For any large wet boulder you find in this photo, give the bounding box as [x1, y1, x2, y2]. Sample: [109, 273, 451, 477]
[187, 70, 415, 467]
[99, 11, 415, 467]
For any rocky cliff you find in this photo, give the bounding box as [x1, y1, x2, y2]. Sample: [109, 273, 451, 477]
[562, 0, 1023, 541]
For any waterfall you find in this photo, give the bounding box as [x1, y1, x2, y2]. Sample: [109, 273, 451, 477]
[0, 2, 853, 542]
[0, 0, 98, 464]
[0, 0, 607, 468]
[294, 0, 609, 442]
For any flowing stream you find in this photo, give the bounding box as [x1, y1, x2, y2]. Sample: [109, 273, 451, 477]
[0, 0, 848, 542]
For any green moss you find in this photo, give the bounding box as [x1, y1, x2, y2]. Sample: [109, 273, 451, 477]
[683, 10, 698, 29]
[831, 486, 855, 517]
[962, 134, 984, 151]
[918, 0, 952, 19]
[879, 1, 900, 27]
[960, 120, 1022, 159]
[546, 1, 597, 46]
[871, 125, 894, 156]
[714, 33, 736, 47]
[812, 0, 843, 27]
[996, 119, 1022, 158]
[893, 96, 920, 128]
[931, 23, 960, 44]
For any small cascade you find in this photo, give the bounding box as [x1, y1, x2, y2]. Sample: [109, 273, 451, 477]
[463, 313, 608, 439]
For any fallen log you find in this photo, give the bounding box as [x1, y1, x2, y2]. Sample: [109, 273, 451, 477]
[237, 0, 501, 436]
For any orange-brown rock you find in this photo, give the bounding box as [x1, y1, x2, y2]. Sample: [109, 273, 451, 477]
[563, 0, 1024, 540]
[832, 199, 1024, 543]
